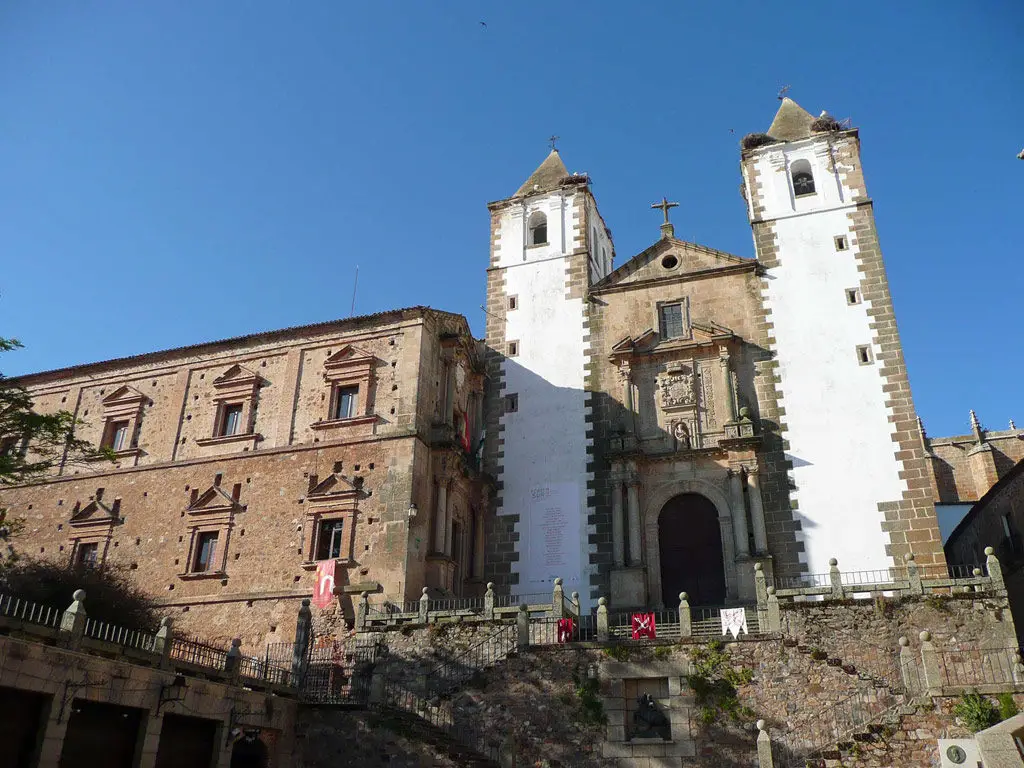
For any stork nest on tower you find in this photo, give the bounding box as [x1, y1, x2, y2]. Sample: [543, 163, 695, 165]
[810, 114, 844, 133]
[740, 133, 777, 150]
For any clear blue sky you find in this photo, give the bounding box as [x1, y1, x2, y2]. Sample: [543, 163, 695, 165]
[1, 1, 1020, 437]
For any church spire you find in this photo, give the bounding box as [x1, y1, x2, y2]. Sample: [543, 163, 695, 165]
[766, 97, 815, 141]
[512, 150, 570, 198]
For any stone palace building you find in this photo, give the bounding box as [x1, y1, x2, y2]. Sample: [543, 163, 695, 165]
[2, 99, 1017, 643]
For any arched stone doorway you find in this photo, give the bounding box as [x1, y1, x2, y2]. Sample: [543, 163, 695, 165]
[658, 493, 727, 606]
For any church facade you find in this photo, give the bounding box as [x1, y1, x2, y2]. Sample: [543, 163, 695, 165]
[2, 99, 995, 642]
[482, 99, 946, 611]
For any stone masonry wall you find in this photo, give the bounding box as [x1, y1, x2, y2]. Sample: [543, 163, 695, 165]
[0, 307, 489, 646]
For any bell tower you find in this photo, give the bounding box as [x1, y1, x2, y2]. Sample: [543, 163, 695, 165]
[739, 99, 944, 575]
[482, 149, 613, 605]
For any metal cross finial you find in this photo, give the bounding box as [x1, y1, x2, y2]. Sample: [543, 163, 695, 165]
[651, 197, 679, 225]
[548, 135, 560, 151]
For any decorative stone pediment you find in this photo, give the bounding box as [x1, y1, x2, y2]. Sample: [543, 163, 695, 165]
[610, 322, 736, 364]
[187, 481, 244, 517]
[211, 364, 261, 401]
[69, 491, 122, 529]
[592, 237, 755, 291]
[101, 385, 148, 418]
[323, 346, 376, 383]
[306, 472, 363, 505]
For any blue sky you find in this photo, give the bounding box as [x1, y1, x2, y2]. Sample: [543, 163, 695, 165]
[0, 1, 1020, 437]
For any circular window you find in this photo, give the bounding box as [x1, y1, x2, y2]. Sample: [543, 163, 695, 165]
[661, 255, 679, 270]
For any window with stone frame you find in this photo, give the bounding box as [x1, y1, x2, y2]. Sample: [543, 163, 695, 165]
[313, 346, 378, 438]
[103, 420, 131, 451]
[198, 365, 262, 447]
[315, 519, 346, 561]
[74, 541, 99, 568]
[192, 531, 219, 573]
[180, 475, 242, 578]
[95, 386, 147, 458]
[218, 404, 244, 437]
[301, 470, 361, 568]
[332, 386, 359, 421]
[658, 300, 689, 340]
[67, 488, 120, 569]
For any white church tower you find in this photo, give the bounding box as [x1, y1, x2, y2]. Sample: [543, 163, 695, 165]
[740, 100, 943, 576]
[482, 150, 613, 605]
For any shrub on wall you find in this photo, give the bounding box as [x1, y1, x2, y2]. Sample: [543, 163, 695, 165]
[0, 558, 160, 631]
[953, 692, 1000, 732]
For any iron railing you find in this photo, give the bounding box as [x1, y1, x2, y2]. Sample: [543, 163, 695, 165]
[493, 592, 551, 608]
[790, 684, 903, 766]
[775, 572, 832, 590]
[238, 652, 291, 686]
[840, 568, 907, 587]
[937, 646, 1020, 688]
[83, 617, 158, 652]
[169, 635, 229, 670]
[0, 592, 62, 629]
[424, 623, 517, 697]
[301, 637, 384, 704]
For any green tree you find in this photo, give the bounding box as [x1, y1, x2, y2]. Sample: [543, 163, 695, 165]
[1, 337, 108, 486]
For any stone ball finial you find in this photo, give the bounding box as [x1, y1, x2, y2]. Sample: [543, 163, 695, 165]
[72, 589, 86, 602]
[985, 546, 995, 556]
[739, 406, 751, 419]
[973, 568, 983, 577]
[756, 719, 766, 731]
[767, 586, 776, 595]
[554, 577, 563, 586]
[828, 558, 838, 567]
[231, 638, 242, 647]
[301, 598, 311, 607]
[160, 616, 173, 627]
[904, 552, 915, 562]
[572, 591, 580, 600]
[919, 630, 931, 643]
[679, 592, 688, 602]
[361, 591, 369, 599]
[421, 587, 429, 595]
[899, 636, 909, 647]
[486, 582, 494, 591]
[754, 563, 763, 572]
[598, 597, 607, 606]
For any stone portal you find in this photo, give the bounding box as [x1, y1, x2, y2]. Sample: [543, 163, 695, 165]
[658, 493, 726, 606]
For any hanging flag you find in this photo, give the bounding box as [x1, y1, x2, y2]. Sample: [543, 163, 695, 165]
[461, 411, 472, 453]
[557, 618, 575, 643]
[720, 607, 748, 639]
[631, 612, 657, 640]
[313, 559, 337, 609]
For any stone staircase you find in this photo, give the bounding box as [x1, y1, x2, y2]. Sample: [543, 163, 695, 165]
[778, 637, 911, 768]
[372, 624, 520, 767]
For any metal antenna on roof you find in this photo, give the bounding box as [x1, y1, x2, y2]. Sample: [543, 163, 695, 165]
[350, 265, 359, 317]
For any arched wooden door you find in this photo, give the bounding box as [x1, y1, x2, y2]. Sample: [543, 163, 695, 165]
[658, 493, 726, 606]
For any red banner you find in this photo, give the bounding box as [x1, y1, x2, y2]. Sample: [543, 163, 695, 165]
[460, 411, 472, 453]
[313, 560, 337, 609]
[631, 612, 657, 640]
[557, 618, 575, 643]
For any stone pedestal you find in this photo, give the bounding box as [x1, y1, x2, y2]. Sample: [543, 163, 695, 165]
[738, 556, 773, 603]
[610, 567, 647, 609]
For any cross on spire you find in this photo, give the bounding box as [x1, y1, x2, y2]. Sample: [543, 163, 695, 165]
[651, 197, 679, 239]
[651, 197, 679, 224]
[548, 135, 560, 151]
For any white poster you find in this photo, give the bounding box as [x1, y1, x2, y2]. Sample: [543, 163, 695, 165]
[524, 482, 583, 595]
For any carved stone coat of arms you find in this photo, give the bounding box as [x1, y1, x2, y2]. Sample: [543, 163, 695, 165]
[658, 367, 696, 410]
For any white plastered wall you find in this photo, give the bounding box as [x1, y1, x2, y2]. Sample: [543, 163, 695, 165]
[493, 191, 592, 604]
[749, 139, 904, 576]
